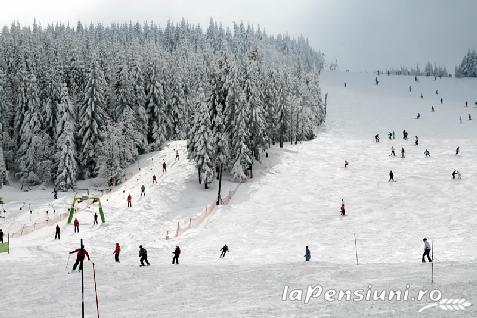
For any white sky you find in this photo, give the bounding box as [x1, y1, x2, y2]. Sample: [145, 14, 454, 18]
[1, 0, 476, 71]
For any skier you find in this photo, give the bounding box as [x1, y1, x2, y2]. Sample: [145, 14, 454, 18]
[69, 244, 90, 271]
[409, 85, 412, 93]
[141, 185, 145, 197]
[440, 97, 443, 104]
[401, 147, 405, 158]
[304, 246, 311, 262]
[113, 243, 120, 263]
[415, 136, 419, 146]
[139, 245, 150, 266]
[172, 246, 181, 264]
[55, 225, 60, 240]
[162, 161, 167, 173]
[73, 218, 79, 233]
[416, 113, 421, 119]
[93, 213, 98, 225]
[456, 146, 460, 155]
[452, 170, 461, 180]
[435, 89, 438, 95]
[414, 75, 418, 82]
[389, 170, 394, 182]
[465, 101, 468, 107]
[374, 134, 380, 143]
[390, 146, 396, 157]
[424, 149, 430, 157]
[344, 82, 347, 87]
[422, 238, 432, 263]
[420, 93, 423, 99]
[375, 77, 379, 85]
[388, 132, 392, 140]
[392, 131, 395, 139]
[53, 189, 58, 200]
[152, 174, 157, 184]
[219, 244, 229, 258]
[175, 150, 179, 161]
[402, 130, 408, 140]
[340, 199, 346, 216]
[344, 160, 349, 168]
[431, 106, 435, 112]
[460, 116, 463, 124]
[0, 229, 3, 244]
[469, 114, 472, 121]
[127, 194, 132, 208]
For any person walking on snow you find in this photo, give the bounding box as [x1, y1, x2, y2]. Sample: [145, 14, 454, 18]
[304, 246, 311, 262]
[162, 161, 167, 173]
[73, 218, 79, 233]
[424, 149, 430, 157]
[139, 245, 150, 266]
[152, 175, 157, 184]
[401, 147, 405, 158]
[422, 238, 432, 263]
[340, 199, 346, 216]
[113, 243, 121, 263]
[93, 213, 98, 225]
[55, 225, 60, 240]
[69, 244, 90, 271]
[172, 246, 181, 264]
[141, 185, 145, 197]
[127, 194, 132, 207]
[389, 170, 395, 182]
[220, 244, 229, 258]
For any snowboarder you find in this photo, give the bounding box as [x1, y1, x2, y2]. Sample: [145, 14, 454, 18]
[424, 149, 430, 157]
[141, 185, 145, 197]
[162, 161, 167, 173]
[220, 244, 229, 258]
[0, 229, 3, 244]
[73, 218, 79, 233]
[69, 244, 90, 271]
[152, 175, 157, 184]
[113, 243, 120, 263]
[340, 199, 346, 216]
[390, 146, 396, 157]
[344, 160, 349, 168]
[431, 106, 435, 112]
[55, 225, 60, 240]
[456, 146, 460, 155]
[172, 246, 181, 264]
[139, 245, 150, 266]
[304, 246, 311, 262]
[375, 134, 380, 143]
[422, 238, 432, 263]
[93, 213, 98, 225]
[415, 136, 419, 146]
[175, 150, 179, 161]
[389, 170, 394, 182]
[416, 113, 421, 119]
[401, 147, 405, 158]
[127, 194, 132, 208]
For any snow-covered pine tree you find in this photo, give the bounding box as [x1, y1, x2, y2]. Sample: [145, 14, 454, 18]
[146, 62, 167, 150]
[78, 58, 106, 178]
[230, 89, 252, 182]
[55, 83, 77, 191]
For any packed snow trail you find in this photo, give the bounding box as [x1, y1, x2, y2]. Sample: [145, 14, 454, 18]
[1, 71, 477, 317]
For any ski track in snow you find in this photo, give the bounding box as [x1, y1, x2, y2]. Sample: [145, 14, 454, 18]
[1, 71, 477, 317]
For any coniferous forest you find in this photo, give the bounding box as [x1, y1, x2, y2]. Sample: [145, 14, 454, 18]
[0, 19, 326, 190]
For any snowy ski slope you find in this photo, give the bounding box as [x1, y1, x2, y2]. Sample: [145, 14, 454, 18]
[1, 71, 476, 317]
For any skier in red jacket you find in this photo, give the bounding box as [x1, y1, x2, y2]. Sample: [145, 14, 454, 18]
[69, 244, 90, 271]
[113, 243, 121, 263]
[73, 218, 80, 233]
[127, 194, 132, 207]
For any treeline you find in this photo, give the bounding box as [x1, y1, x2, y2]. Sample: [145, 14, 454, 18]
[0, 19, 325, 190]
[455, 50, 477, 78]
[379, 62, 449, 77]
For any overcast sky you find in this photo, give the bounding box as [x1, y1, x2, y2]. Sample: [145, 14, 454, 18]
[1, 0, 476, 71]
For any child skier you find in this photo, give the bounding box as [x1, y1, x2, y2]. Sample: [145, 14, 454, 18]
[172, 246, 181, 264]
[304, 246, 311, 262]
[139, 245, 150, 266]
[69, 244, 90, 271]
[127, 194, 132, 207]
[422, 238, 432, 263]
[220, 244, 229, 258]
[73, 218, 79, 233]
[113, 243, 121, 263]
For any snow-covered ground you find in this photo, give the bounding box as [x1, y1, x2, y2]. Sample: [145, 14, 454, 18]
[1, 71, 476, 317]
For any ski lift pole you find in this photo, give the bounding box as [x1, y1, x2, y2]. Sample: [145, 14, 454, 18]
[431, 239, 434, 284]
[354, 233, 359, 265]
[81, 239, 85, 318]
